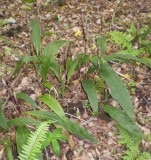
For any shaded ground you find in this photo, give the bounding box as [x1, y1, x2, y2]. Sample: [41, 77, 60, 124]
[0, 0, 151, 159]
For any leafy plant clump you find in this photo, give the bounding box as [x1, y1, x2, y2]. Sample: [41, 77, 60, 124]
[0, 91, 97, 159]
[14, 19, 151, 138]
[117, 126, 151, 160]
[108, 23, 151, 55]
[1, 18, 151, 159]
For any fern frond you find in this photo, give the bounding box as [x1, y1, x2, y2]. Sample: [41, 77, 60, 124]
[118, 125, 141, 148]
[109, 31, 134, 49]
[122, 147, 140, 160]
[117, 125, 151, 160]
[18, 121, 49, 160]
[127, 48, 144, 56]
[137, 152, 151, 160]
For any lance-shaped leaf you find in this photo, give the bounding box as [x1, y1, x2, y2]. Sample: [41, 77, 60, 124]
[13, 56, 37, 76]
[82, 80, 98, 113]
[96, 36, 107, 54]
[51, 139, 60, 157]
[103, 51, 151, 68]
[41, 40, 67, 81]
[44, 40, 68, 58]
[30, 19, 41, 54]
[39, 94, 66, 121]
[0, 102, 8, 130]
[16, 92, 39, 108]
[99, 63, 134, 120]
[7, 118, 40, 127]
[67, 60, 78, 82]
[25, 111, 98, 143]
[16, 126, 30, 154]
[102, 105, 143, 138]
[5, 136, 14, 160]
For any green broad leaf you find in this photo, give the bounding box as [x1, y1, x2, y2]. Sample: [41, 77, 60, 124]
[41, 40, 67, 81]
[16, 126, 30, 154]
[13, 56, 36, 76]
[82, 80, 98, 113]
[41, 128, 67, 149]
[102, 105, 143, 138]
[30, 19, 41, 55]
[66, 57, 71, 71]
[39, 94, 66, 121]
[7, 118, 40, 127]
[51, 139, 60, 157]
[16, 92, 39, 108]
[52, 128, 67, 141]
[0, 102, 8, 130]
[49, 60, 61, 80]
[96, 36, 107, 54]
[24, 111, 98, 143]
[44, 40, 68, 58]
[5, 136, 14, 160]
[43, 82, 53, 90]
[41, 58, 61, 82]
[67, 60, 78, 82]
[41, 132, 52, 150]
[99, 63, 134, 120]
[103, 51, 151, 68]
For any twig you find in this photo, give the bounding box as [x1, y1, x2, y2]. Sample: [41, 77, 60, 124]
[45, 148, 49, 160]
[81, 11, 87, 54]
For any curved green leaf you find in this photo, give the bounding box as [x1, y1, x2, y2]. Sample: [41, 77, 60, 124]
[81, 80, 98, 113]
[30, 19, 41, 54]
[99, 63, 134, 120]
[51, 139, 60, 157]
[39, 94, 66, 121]
[7, 118, 40, 127]
[42, 40, 67, 81]
[24, 111, 98, 143]
[44, 40, 68, 58]
[16, 126, 30, 154]
[0, 102, 8, 130]
[5, 136, 14, 160]
[67, 60, 78, 82]
[103, 51, 151, 68]
[102, 105, 143, 138]
[13, 56, 36, 76]
[16, 92, 39, 108]
[96, 36, 107, 54]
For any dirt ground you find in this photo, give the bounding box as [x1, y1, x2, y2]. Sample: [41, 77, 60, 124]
[0, 0, 151, 159]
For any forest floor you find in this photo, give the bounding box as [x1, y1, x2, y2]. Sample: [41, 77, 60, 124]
[0, 0, 151, 159]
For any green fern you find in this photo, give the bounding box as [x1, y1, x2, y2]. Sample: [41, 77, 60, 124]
[117, 126, 151, 160]
[18, 121, 50, 160]
[109, 31, 134, 49]
[137, 152, 151, 160]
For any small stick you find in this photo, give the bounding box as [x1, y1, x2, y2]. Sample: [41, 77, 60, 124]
[81, 11, 87, 54]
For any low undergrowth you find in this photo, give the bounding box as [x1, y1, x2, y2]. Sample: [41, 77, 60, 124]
[0, 19, 151, 159]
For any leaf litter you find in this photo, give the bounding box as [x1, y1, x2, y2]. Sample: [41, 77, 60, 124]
[0, 0, 151, 159]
